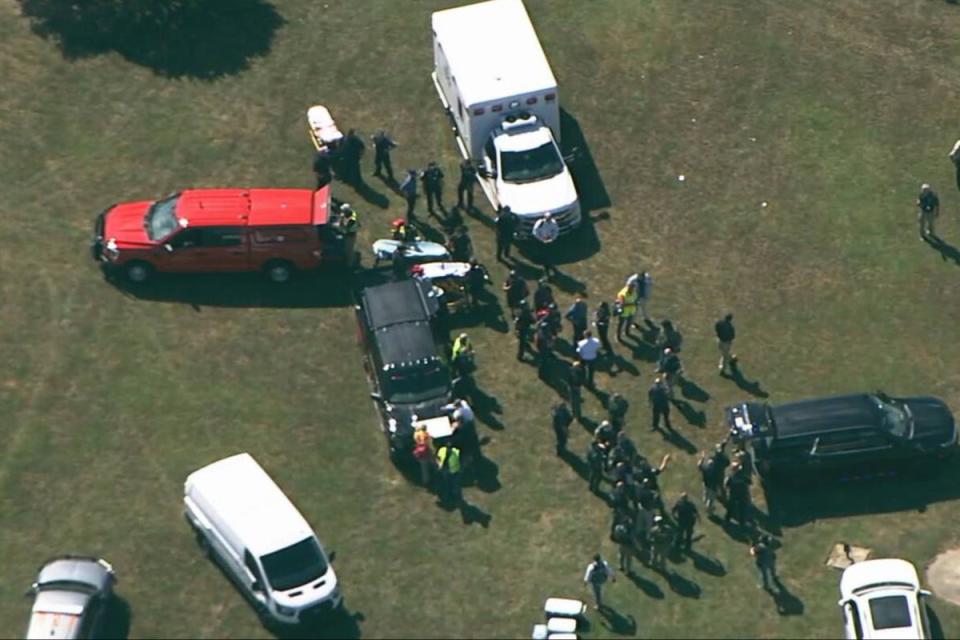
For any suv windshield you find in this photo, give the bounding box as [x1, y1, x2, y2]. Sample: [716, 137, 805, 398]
[385, 362, 450, 405]
[873, 396, 912, 438]
[500, 142, 564, 183]
[145, 194, 181, 241]
[260, 537, 328, 592]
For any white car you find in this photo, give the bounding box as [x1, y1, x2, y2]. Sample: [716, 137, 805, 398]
[839, 559, 933, 639]
[25, 556, 116, 639]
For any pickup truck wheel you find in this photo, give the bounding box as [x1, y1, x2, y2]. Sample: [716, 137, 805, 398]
[264, 260, 295, 284]
[124, 261, 153, 284]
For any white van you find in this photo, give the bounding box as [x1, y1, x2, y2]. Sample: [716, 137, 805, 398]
[184, 453, 341, 626]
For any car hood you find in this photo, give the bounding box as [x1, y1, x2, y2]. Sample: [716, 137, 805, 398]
[904, 396, 956, 442]
[496, 168, 578, 218]
[271, 567, 338, 609]
[103, 201, 154, 247]
[771, 394, 878, 439]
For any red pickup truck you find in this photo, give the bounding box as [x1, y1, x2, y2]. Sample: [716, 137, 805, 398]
[92, 186, 356, 284]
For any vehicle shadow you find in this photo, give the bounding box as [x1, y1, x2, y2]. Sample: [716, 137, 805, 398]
[102, 594, 132, 639]
[104, 269, 357, 309]
[515, 235, 599, 276]
[761, 464, 960, 528]
[560, 108, 611, 214]
[722, 366, 769, 399]
[927, 603, 946, 640]
[17, 0, 285, 79]
[275, 608, 364, 639]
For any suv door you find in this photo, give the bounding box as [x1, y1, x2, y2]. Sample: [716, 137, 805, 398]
[200, 227, 249, 272]
[159, 227, 204, 272]
[809, 428, 893, 470]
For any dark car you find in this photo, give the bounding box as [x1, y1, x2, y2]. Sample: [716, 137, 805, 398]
[725, 392, 957, 481]
[356, 278, 451, 460]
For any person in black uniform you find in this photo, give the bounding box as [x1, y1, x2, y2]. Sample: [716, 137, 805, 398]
[312, 148, 334, 189]
[457, 159, 477, 211]
[465, 258, 491, 308]
[715, 312, 738, 375]
[552, 402, 573, 455]
[514, 302, 534, 361]
[533, 278, 555, 312]
[495, 205, 518, 262]
[371, 130, 397, 181]
[671, 492, 699, 552]
[421, 162, 445, 217]
[341, 129, 365, 185]
[594, 301, 613, 355]
[648, 376, 672, 431]
[503, 270, 528, 313]
[568, 360, 586, 419]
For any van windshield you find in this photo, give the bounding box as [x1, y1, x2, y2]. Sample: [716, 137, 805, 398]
[260, 537, 328, 592]
[500, 142, 564, 183]
[386, 363, 451, 405]
[145, 194, 181, 241]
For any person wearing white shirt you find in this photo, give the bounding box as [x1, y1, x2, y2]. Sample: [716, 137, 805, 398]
[576, 330, 602, 388]
[950, 139, 960, 193]
[583, 554, 616, 609]
[532, 213, 560, 279]
[443, 399, 475, 428]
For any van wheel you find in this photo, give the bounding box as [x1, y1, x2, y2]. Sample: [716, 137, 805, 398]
[264, 260, 295, 284]
[124, 261, 153, 284]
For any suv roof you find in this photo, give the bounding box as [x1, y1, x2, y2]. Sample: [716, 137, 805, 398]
[172, 187, 330, 228]
[361, 280, 435, 331]
[376, 321, 443, 368]
[770, 394, 879, 440]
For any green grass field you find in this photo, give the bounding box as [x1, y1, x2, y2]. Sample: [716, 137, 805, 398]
[4, 0, 960, 637]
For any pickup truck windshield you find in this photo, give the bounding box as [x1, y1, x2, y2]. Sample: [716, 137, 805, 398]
[500, 142, 564, 183]
[386, 363, 450, 405]
[872, 396, 911, 438]
[145, 194, 181, 241]
[260, 537, 328, 592]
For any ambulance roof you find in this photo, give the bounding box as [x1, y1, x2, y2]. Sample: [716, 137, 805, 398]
[432, 0, 557, 107]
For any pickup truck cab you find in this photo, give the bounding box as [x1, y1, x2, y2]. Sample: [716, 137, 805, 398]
[92, 186, 355, 284]
[356, 279, 452, 460]
[725, 392, 957, 481]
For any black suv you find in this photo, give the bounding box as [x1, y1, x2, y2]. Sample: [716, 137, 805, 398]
[725, 392, 957, 481]
[356, 279, 451, 460]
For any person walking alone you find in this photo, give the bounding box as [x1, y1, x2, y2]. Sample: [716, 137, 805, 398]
[715, 312, 738, 375]
[917, 183, 940, 240]
[371, 130, 397, 181]
[495, 206, 517, 262]
[583, 554, 616, 610]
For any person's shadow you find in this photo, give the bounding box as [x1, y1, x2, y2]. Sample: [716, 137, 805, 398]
[657, 427, 698, 454]
[672, 398, 707, 427]
[597, 606, 637, 635]
[625, 570, 665, 599]
[925, 234, 960, 265]
[772, 581, 804, 616]
[275, 608, 364, 639]
[722, 365, 769, 398]
[460, 499, 492, 528]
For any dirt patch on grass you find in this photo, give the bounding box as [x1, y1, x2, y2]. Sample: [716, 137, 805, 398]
[927, 548, 960, 606]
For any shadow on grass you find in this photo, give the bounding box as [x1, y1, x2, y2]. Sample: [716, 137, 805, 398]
[597, 606, 637, 635]
[101, 594, 132, 639]
[672, 398, 706, 427]
[515, 239, 595, 286]
[761, 462, 960, 528]
[105, 269, 357, 309]
[689, 549, 726, 577]
[927, 603, 946, 640]
[341, 177, 390, 210]
[626, 571, 665, 599]
[925, 234, 960, 265]
[559, 448, 590, 481]
[721, 366, 769, 399]
[274, 609, 364, 639]
[657, 426, 698, 454]
[18, 0, 284, 79]
[679, 378, 710, 403]
[560, 108, 611, 214]
[666, 571, 702, 599]
[773, 582, 804, 616]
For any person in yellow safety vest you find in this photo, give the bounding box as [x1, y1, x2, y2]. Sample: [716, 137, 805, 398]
[451, 332, 474, 377]
[615, 282, 639, 342]
[391, 218, 410, 242]
[339, 204, 359, 235]
[436, 444, 462, 506]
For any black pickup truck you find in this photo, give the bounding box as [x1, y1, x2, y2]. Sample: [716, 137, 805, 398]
[725, 392, 957, 481]
[356, 279, 451, 461]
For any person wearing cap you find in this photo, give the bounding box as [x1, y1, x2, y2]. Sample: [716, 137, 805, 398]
[399, 169, 419, 223]
[583, 554, 616, 609]
[916, 183, 940, 239]
[495, 205, 518, 261]
[371, 130, 397, 182]
[532, 212, 560, 278]
[648, 515, 674, 572]
[465, 258, 491, 308]
[715, 313, 738, 375]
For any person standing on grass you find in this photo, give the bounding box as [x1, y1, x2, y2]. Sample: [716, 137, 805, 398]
[503, 270, 528, 312]
[565, 296, 589, 344]
[657, 348, 683, 398]
[577, 330, 601, 389]
[917, 183, 940, 240]
[648, 516, 673, 572]
[587, 440, 605, 493]
[457, 159, 477, 211]
[371, 130, 397, 181]
[607, 392, 628, 432]
[568, 360, 586, 419]
[725, 462, 753, 527]
[750, 535, 780, 595]
[312, 147, 334, 189]
[421, 162, 445, 217]
[514, 302, 534, 361]
[436, 443, 462, 507]
[615, 281, 638, 341]
[715, 312, 738, 375]
[399, 169, 418, 223]
[648, 375, 672, 431]
[627, 271, 654, 327]
[697, 450, 722, 516]
[413, 424, 434, 487]
[950, 139, 960, 193]
[613, 522, 634, 575]
[532, 213, 560, 278]
[495, 205, 518, 262]
[594, 301, 613, 355]
[551, 402, 573, 455]
[583, 554, 616, 610]
[671, 492, 699, 553]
